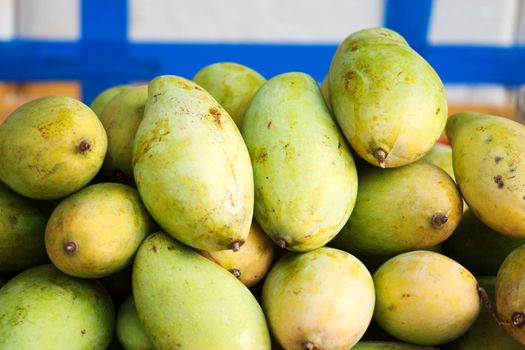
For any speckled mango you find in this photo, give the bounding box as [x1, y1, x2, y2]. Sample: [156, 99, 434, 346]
[447, 112, 525, 238]
[193, 62, 266, 128]
[133, 75, 253, 251]
[373, 251, 480, 345]
[331, 160, 462, 256]
[328, 27, 447, 168]
[116, 296, 153, 350]
[262, 247, 375, 350]
[242, 72, 358, 251]
[100, 85, 147, 184]
[90, 84, 132, 117]
[0, 96, 107, 199]
[352, 342, 439, 350]
[132, 231, 271, 350]
[0, 264, 114, 349]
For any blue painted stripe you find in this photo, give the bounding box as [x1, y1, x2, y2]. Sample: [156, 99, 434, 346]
[81, 0, 128, 43]
[384, 0, 434, 49]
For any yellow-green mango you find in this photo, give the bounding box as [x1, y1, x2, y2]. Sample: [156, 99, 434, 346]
[193, 62, 266, 128]
[0, 182, 49, 272]
[242, 72, 358, 251]
[331, 160, 462, 255]
[0, 96, 108, 199]
[0, 264, 114, 349]
[45, 183, 154, 278]
[320, 74, 332, 113]
[352, 342, 439, 349]
[446, 112, 525, 238]
[373, 251, 480, 345]
[262, 247, 375, 350]
[116, 296, 153, 350]
[100, 85, 147, 184]
[328, 27, 447, 168]
[422, 143, 454, 180]
[133, 75, 253, 251]
[496, 244, 525, 345]
[90, 84, 132, 117]
[132, 231, 271, 349]
[199, 220, 275, 287]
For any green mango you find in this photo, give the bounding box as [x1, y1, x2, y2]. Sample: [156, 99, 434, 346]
[262, 247, 374, 350]
[353, 341, 439, 349]
[0, 264, 114, 349]
[100, 85, 147, 184]
[443, 209, 525, 275]
[448, 276, 525, 349]
[0, 96, 108, 199]
[133, 75, 253, 251]
[116, 296, 153, 350]
[193, 62, 266, 128]
[132, 231, 271, 349]
[90, 84, 132, 117]
[422, 143, 455, 180]
[0, 182, 49, 272]
[242, 72, 358, 251]
[373, 251, 480, 345]
[328, 27, 447, 168]
[331, 160, 462, 255]
[446, 112, 525, 238]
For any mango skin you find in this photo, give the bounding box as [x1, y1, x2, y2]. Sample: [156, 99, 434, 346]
[373, 251, 480, 345]
[0, 275, 9, 288]
[116, 296, 153, 350]
[133, 75, 253, 251]
[422, 143, 454, 180]
[447, 112, 525, 238]
[0, 264, 114, 350]
[262, 247, 375, 350]
[193, 62, 266, 128]
[0, 95, 108, 199]
[332, 161, 462, 255]
[100, 85, 147, 184]
[0, 182, 49, 272]
[132, 231, 271, 350]
[352, 342, 439, 349]
[328, 27, 447, 168]
[45, 183, 154, 278]
[242, 72, 358, 251]
[90, 84, 132, 117]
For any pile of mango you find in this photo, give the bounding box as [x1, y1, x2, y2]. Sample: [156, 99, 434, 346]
[1, 27, 525, 350]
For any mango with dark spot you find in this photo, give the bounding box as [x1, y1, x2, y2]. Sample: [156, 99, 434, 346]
[446, 112, 525, 238]
[132, 231, 271, 349]
[116, 295, 153, 350]
[262, 247, 375, 350]
[90, 84, 132, 117]
[133, 75, 253, 251]
[0, 264, 114, 349]
[328, 27, 447, 168]
[373, 251, 480, 345]
[242, 72, 358, 252]
[352, 341, 439, 349]
[0, 96, 108, 199]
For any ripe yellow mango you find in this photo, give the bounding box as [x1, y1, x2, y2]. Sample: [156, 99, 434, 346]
[353, 342, 439, 349]
[90, 84, 132, 117]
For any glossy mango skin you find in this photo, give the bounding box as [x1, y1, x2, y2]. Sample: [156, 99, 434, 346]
[0, 96, 108, 199]
[0, 264, 114, 350]
[262, 247, 375, 350]
[100, 85, 148, 184]
[373, 251, 480, 345]
[447, 112, 525, 238]
[242, 72, 358, 251]
[193, 62, 266, 128]
[116, 296, 153, 350]
[328, 27, 447, 168]
[133, 75, 253, 251]
[132, 231, 271, 350]
[90, 84, 132, 117]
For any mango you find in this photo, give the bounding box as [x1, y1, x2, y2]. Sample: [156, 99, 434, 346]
[45, 182, 154, 278]
[193, 62, 266, 128]
[373, 251, 480, 345]
[116, 296, 153, 350]
[132, 231, 271, 349]
[242, 72, 358, 251]
[90, 84, 132, 117]
[352, 342, 439, 349]
[133, 75, 253, 251]
[0, 182, 49, 272]
[0, 96, 108, 199]
[328, 27, 447, 168]
[0, 264, 114, 349]
[446, 112, 525, 238]
[100, 85, 147, 184]
[422, 143, 454, 180]
[0, 275, 9, 288]
[199, 220, 275, 287]
[101, 265, 133, 306]
[262, 247, 375, 350]
[320, 74, 332, 113]
[331, 160, 462, 255]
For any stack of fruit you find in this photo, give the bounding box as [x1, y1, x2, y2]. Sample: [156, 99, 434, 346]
[1, 27, 525, 350]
